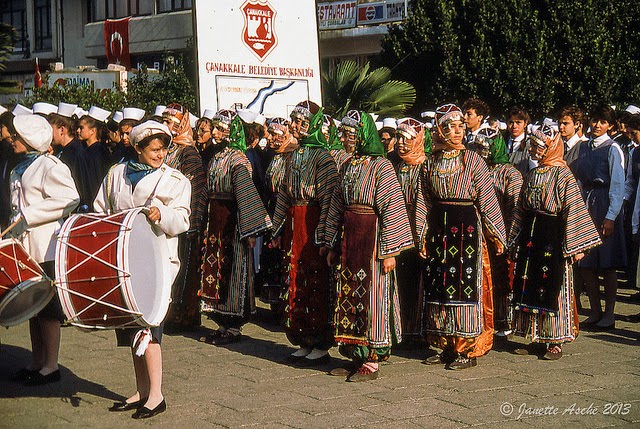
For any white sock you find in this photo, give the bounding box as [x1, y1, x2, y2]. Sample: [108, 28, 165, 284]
[291, 347, 312, 357]
[305, 349, 329, 360]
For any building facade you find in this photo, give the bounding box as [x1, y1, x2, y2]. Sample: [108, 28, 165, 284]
[1, 0, 408, 98]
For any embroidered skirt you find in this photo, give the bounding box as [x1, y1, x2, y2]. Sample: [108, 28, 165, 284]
[200, 196, 255, 317]
[335, 205, 402, 348]
[282, 204, 333, 348]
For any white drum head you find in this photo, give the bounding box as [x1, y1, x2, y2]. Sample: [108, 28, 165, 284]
[0, 277, 54, 327]
[123, 211, 171, 327]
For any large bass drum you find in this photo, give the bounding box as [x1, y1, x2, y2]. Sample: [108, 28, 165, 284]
[55, 208, 171, 329]
[0, 239, 53, 327]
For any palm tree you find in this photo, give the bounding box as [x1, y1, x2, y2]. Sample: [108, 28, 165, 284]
[322, 60, 416, 119]
[0, 24, 15, 71]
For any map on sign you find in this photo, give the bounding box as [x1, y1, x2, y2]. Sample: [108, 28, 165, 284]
[215, 76, 310, 118]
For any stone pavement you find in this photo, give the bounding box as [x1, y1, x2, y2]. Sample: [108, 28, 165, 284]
[1, 286, 639, 428]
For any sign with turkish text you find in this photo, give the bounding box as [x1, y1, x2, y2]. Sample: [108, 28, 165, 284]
[103, 17, 131, 69]
[317, 1, 357, 30]
[193, 0, 322, 118]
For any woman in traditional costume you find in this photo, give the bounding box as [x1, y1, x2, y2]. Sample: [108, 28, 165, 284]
[161, 103, 207, 330]
[509, 126, 601, 359]
[470, 128, 523, 337]
[271, 101, 339, 366]
[323, 114, 351, 169]
[393, 118, 429, 341]
[200, 116, 272, 344]
[420, 104, 506, 370]
[256, 118, 298, 308]
[95, 120, 191, 418]
[324, 111, 414, 381]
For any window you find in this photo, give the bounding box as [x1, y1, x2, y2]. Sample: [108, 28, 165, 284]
[0, 0, 27, 52]
[34, 0, 52, 51]
[89, 0, 154, 22]
[158, 0, 192, 13]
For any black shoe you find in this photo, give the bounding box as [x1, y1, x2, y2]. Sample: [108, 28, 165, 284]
[11, 368, 39, 382]
[109, 397, 148, 412]
[447, 356, 477, 370]
[210, 332, 241, 345]
[132, 399, 166, 419]
[422, 353, 445, 365]
[24, 369, 61, 386]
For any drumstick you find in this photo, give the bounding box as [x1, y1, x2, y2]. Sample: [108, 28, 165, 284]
[0, 218, 22, 239]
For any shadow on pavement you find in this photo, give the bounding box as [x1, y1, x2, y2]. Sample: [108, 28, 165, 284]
[0, 344, 122, 404]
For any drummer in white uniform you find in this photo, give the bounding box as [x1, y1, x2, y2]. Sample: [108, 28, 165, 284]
[6, 114, 80, 385]
[94, 120, 191, 419]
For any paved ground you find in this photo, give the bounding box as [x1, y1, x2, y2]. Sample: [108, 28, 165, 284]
[1, 284, 639, 428]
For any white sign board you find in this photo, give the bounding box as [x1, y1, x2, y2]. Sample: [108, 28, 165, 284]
[317, 1, 357, 30]
[194, 0, 322, 118]
[48, 70, 127, 91]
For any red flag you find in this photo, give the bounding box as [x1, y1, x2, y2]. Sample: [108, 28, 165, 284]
[104, 17, 131, 69]
[34, 58, 42, 88]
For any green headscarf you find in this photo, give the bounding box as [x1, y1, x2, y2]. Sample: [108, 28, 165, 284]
[301, 107, 329, 149]
[227, 116, 247, 152]
[327, 123, 343, 150]
[355, 112, 385, 157]
[424, 127, 433, 155]
[488, 134, 509, 165]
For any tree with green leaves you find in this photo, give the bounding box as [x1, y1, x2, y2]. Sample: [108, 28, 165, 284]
[322, 60, 416, 119]
[377, 0, 640, 118]
[0, 23, 15, 72]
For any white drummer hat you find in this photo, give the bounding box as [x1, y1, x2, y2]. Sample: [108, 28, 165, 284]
[236, 108, 259, 124]
[381, 117, 397, 130]
[129, 120, 172, 146]
[57, 102, 77, 117]
[122, 107, 146, 121]
[88, 106, 111, 123]
[13, 104, 33, 116]
[32, 102, 58, 116]
[73, 107, 89, 118]
[625, 104, 640, 115]
[189, 114, 199, 129]
[112, 111, 124, 123]
[13, 114, 53, 153]
[153, 105, 166, 118]
[202, 108, 216, 120]
[254, 113, 266, 126]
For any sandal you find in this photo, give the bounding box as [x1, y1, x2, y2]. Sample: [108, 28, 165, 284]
[542, 344, 562, 360]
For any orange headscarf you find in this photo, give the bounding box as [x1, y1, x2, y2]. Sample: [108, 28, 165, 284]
[398, 123, 426, 165]
[537, 131, 566, 167]
[171, 110, 195, 146]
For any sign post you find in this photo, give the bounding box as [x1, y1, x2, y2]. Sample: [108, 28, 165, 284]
[193, 0, 322, 118]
